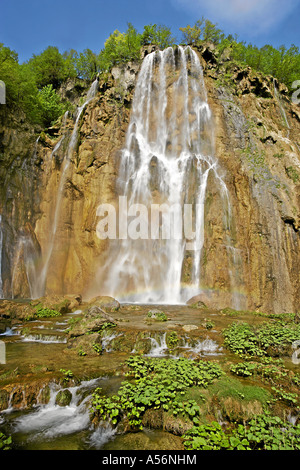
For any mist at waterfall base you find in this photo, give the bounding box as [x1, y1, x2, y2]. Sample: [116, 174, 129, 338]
[97, 46, 238, 306]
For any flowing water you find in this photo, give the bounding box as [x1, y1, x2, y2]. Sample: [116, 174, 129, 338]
[100, 46, 235, 305]
[273, 79, 290, 138]
[0, 377, 118, 450]
[34, 79, 99, 298]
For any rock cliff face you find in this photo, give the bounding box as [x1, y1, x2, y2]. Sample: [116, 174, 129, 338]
[0, 45, 299, 313]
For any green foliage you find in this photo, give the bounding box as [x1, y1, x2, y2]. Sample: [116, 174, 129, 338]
[179, 17, 300, 91]
[34, 306, 61, 318]
[205, 321, 214, 330]
[231, 42, 300, 91]
[183, 413, 300, 450]
[223, 320, 300, 358]
[28, 46, 75, 89]
[223, 322, 264, 358]
[285, 166, 299, 183]
[98, 23, 142, 72]
[98, 22, 175, 73]
[0, 43, 41, 122]
[166, 331, 179, 348]
[183, 421, 250, 450]
[147, 310, 168, 322]
[59, 368, 73, 383]
[38, 84, 65, 127]
[92, 343, 102, 355]
[271, 386, 298, 406]
[91, 356, 223, 429]
[234, 413, 300, 450]
[75, 48, 99, 80]
[0, 432, 12, 450]
[180, 17, 224, 46]
[78, 347, 87, 356]
[141, 24, 176, 49]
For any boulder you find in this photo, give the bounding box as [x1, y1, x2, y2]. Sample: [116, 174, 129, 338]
[30, 295, 82, 314]
[187, 292, 229, 311]
[55, 389, 72, 407]
[87, 296, 120, 313]
[68, 306, 117, 338]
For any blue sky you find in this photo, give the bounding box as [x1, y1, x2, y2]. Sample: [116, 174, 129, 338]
[1, 0, 300, 63]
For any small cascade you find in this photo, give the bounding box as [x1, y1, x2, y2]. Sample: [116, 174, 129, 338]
[101, 331, 123, 352]
[35, 79, 99, 297]
[0, 377, 117, 449]
[99, 46, 237, 305]
[21, 332, 67, 344]
[190, 337, 222, 356]
[145, 331, 222, 358]
[11, 380, 94, 440]
[146, 332, 168, 357]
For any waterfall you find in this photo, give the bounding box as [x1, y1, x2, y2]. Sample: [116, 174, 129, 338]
[11, 235, 40, 299]
[100, 46, 233, 304]
[273, 79, 290, 138]
[35, 79, 99, 297]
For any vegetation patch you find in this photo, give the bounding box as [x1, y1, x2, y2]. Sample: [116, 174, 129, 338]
[91, 356, 223, 429]
[183, 413, 300, 450]
[222, 320, 300, 358]
[34, 306, 62, 318]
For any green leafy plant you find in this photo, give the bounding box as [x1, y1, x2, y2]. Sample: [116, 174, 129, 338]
[147, 311, 168, 322]
[183, 413, 300, 450]
[271, 386, 298, 406]
[38, 84, 65, 127]
[183, 421, 250, 450]
[59, 368, 73, 384]
[0, 433, 12, 450]
[92, 343, 102, 355]
[91, 356, 223, 430]
[166, 331, 179, 349]
[35, 306, 61, 318]
[223, 321, 300, 358]
[234, 413, 300, 450]
[78, 347, 87, 356]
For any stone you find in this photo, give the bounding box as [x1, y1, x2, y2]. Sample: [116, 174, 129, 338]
[187, 292, 227, 311]
[87, 296, 120, 313]
[182, 325, 198, 332]
[55, 389, 72, 406]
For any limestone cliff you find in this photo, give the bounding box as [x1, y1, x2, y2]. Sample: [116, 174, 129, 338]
[0, 45, 299, 313]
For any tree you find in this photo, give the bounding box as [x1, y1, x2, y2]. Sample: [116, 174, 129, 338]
[28, 46, 70, 88]
[202, 19, 224, 45]
[38, 84, 65, 127]
[180, 18, 223, 46]
[98, 23, 142, 72]
[75, 48, 99, 80]
[142, 24, 176, 49]
[179, 18, 205, 45]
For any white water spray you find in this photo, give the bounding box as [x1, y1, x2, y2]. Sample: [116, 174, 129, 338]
[100, 46, 233, 304]
[36, 79, 99, 297]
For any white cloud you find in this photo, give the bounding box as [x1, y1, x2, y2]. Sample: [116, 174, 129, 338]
[172, 0, 299, 37]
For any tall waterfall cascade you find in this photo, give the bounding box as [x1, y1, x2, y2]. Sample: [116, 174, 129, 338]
[10, 79, 100, 300]
[100, 46, 237, 305]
